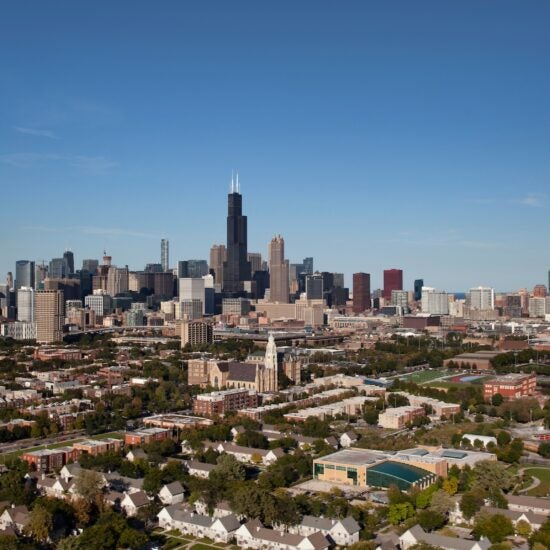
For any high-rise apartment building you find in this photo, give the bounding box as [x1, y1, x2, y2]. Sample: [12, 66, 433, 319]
[223, 176, 251, 293]
[413, 279, 424, 302]
[352, 273, 371, 313]
[421, 287, 449, 315]
[180, 320, 213, 348]
[15, 260, 35, 290]
[209, 245, 227, 285]
[383, 269, 403, 300]
[533, 284, 547, 298]
[35, 290, 64, 343]
[85, 290, 113, 317]
[268, 235, 289, 303]
[468, 286, 495, 311]
[17, 287, 35, 322]
[161, 239, 169, 271]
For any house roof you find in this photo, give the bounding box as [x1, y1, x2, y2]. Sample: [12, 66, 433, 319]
[125, 490, 149, 508]
[482, 507, 546, 526]
[300, 515, 360, 534]
[185, 460, 215, 472]
[216, 514, 241, 532]
[162, 481, 184, 496]
[404, 525, 491, 550]
[506, 494, 550, 510]
[239, 520, 329, 550]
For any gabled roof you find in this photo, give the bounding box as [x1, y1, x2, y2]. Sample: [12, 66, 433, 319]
[404, 525, 491, 550]
[185, 460, 215, 472]
[506, 494, 550, 510]
[300, 515, 360, 534]
[215, 514, 241, 532]
[124, 490, 149, 508]
[162, 481, 184, 496]
[227, 362, 257, 382]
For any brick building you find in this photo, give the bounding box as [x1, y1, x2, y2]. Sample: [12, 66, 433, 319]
[124, 427, 171, 446]
[193, 388, 258, 417]
[483, 373, 537, 401]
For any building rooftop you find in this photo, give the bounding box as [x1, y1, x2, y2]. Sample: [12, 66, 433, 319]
[316, 448, 388, 466]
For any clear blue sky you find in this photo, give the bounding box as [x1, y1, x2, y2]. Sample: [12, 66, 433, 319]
[1, 1, 549, 292]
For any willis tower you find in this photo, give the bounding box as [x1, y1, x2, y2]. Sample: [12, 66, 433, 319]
[223, 173, 251, 294]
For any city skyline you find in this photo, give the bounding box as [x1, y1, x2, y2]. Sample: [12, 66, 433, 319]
[1, 2, 549, 290]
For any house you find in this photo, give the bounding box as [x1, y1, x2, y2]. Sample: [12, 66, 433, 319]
[120, 490, 150, 517]
[126, 448, 147, 463]
[0, 505, 30, 534]
[205, 442, 284, 465]
[235, 519, 331, 550]
[157, 505, 240, 542]
[324, 436, 339, 449]
[506, 494, 550, 516]
[60, 462, 84, 482]
[184, 460, 216, 479]
[194, 499, 235, 519]
[339, 432, 359, 448]
[106, 473, 144, 494]
[36, 475, 70, 499]
[158, 481, 185, 505]
[231, 426, 246, 439]
[400, 525, 491, 550]
[478, 507, 546, 530]
[288, 515, 360, 546]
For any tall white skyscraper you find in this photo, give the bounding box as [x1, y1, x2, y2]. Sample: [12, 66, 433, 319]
[421, 287, 449, 315]
[161, 239, 169, 271]
[468, 286, 495, 310]
[17, 287, 35, 322]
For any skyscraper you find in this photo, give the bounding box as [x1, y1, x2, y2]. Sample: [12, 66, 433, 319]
[383, 269, 403, 300]
[35, 290, 64, 343]
[161, 239, 169, 271]
[209, 245, 227, 285]
[63, 250, 75, 275]
[305, 273, 323, 300]
[223, 174, 251, 293]
[353, 273, 371, 313]
[15, 260, 35, 290]
[468, 286, 495, 310]
[303, 257, 314, 275]
[268, 235, 290, 303]
[82, 259, 99, 273]
[49, 258, 67, 279]
[247, 252, 262, 275]
[414, 279, 424, 302]
[17, 287, 35, 322]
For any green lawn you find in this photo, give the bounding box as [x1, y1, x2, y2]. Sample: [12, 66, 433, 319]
[399, 369, 452, 384]
[525, 467, 550, 497]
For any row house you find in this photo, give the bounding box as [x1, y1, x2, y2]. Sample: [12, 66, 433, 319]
[287, 515, 360, 547]
[205, 441, 284, 465]
[157, 505, 240, 542]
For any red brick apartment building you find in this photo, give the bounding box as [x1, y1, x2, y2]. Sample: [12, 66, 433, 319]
[124, 427, 171, 446]
[193, 388, 258, 417]
[483, 373, 537, 400]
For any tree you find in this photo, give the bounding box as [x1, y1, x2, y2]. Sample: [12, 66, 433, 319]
[473, 513, 514, 543]
[74, 469, 105, 501]
[530, 518, 550, 548]
[496, 431, 511, 446]
[415, 484, 438, 509]
[388, 502, 414, 525]
[236, 430, 269, 449]
[430, 490, 454, 516]
[515, 519, 531, 537]
[118, 528, 148, 549]
[442, 477, 458, 495]
[492, 394, 503, 406]
[539, 441, 550, 458]
[471, 461, 512, 494]
[24, 506, 53, 543]
[460, 491, 484, 520]
[418, 509, 446, 532]
[211, 453, 246, 482]
[143, 468, 164, 494]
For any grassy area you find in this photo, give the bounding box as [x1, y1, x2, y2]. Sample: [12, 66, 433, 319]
[524, 468, 550, 497]
[398, 369, 452, 384]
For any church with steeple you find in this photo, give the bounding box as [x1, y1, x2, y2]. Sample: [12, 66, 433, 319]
[188, 333, 278, 392]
